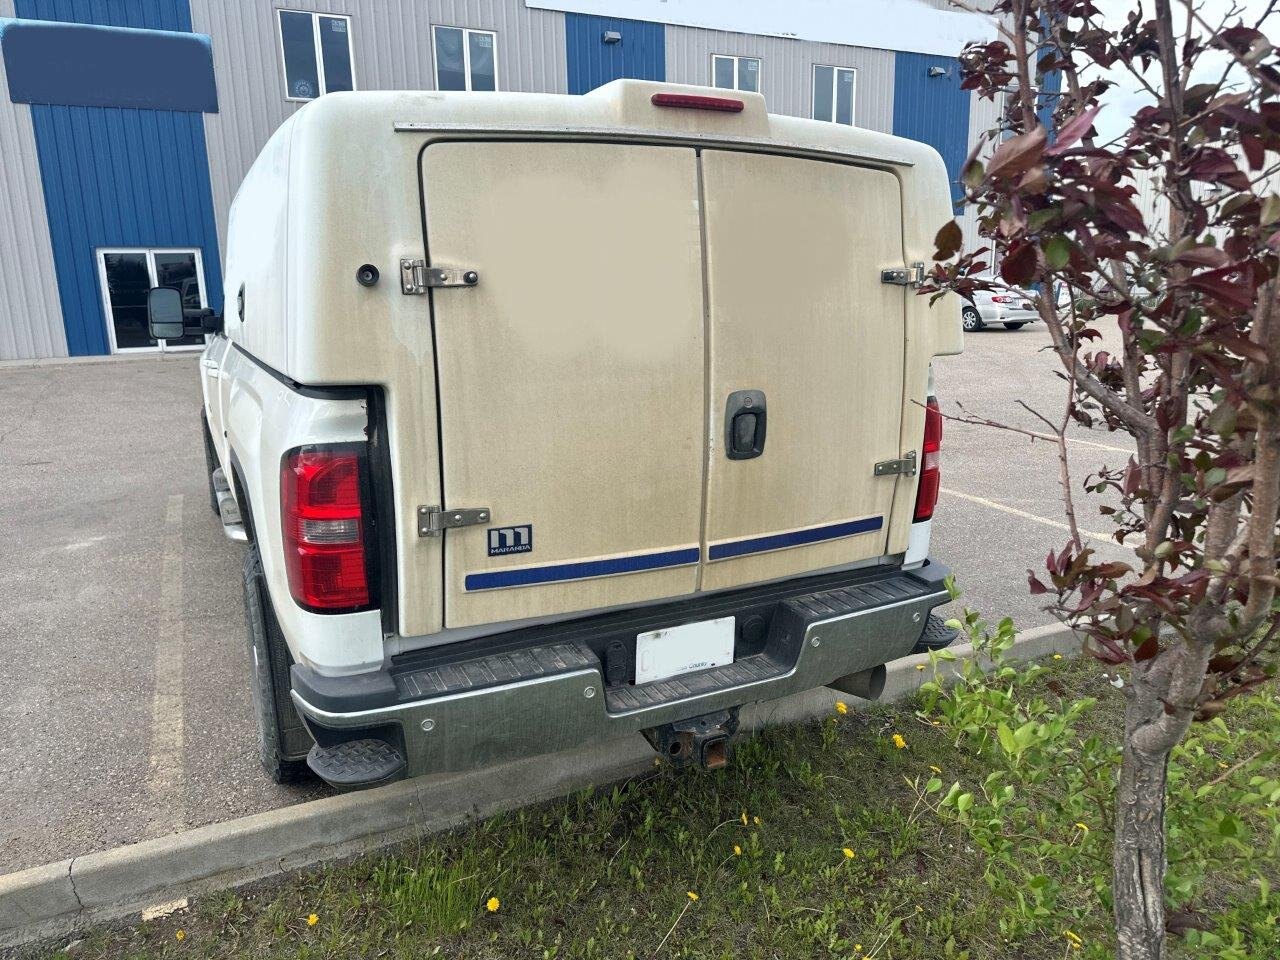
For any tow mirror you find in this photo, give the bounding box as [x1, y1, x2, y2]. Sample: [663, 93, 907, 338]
[146, 287, 185, 341]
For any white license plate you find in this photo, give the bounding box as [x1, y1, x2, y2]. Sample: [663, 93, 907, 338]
[635, 616, 735, 685]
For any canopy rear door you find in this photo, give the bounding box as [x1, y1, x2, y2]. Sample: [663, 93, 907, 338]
[421, 142, 706, 629]
[699, 150, 906, 591]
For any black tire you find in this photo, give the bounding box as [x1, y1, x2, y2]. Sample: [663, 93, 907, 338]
[1003, 322, 1028, 330]
[962, 306, 984, 332]
[201, 417, 221, 517]
[243, 546, 313, 783]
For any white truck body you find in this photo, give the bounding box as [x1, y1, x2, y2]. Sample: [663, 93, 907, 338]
[197, 80, 962, 787]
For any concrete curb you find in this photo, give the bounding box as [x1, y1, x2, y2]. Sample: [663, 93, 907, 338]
[0, 621, 1080, 949]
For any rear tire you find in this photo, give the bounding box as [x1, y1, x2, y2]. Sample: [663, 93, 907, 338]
[962, 306, 984, 332]
[243, 546, 313, 784]
[1003, 322, 1028, 330]
[202, 417, 220, 517]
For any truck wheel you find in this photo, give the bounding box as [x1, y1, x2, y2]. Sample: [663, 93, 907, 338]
[962, 306, 984, 332]
[202, 417, 221, 517]
[1003, 322, 1028, 330]
[242, 546, 313, 783]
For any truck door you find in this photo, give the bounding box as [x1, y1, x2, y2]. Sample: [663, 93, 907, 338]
[420, 142, 706, 629]
[698, 150, 906, 591]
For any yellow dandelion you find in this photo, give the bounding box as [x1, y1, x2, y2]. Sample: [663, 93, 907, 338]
[1075, 822, 1090, 834]
[306, 913, 319, 927]
[929, 765, 942, 774]
[892, 733, 907, 750]
[1218, 761, 1229, 769]
[1063, 930, 1083, 945]
[175, 930, 186, 942]
[733, 845, 742, 856]
[486, 896, 500, 913]
[740, 811, 748, 825]
[753, 816, 762, 826]
[687, 891, 699, 902]
[915, 663, 926, 671]
[855, 945, 862, 953]
[842, 847, 855, 859]
[1053, 653, 1064, 660]
[835, 701, 849, 715]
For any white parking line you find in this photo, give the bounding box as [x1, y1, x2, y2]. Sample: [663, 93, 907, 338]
[941, 487, 1136, 553]
[148, 494, 187, 834]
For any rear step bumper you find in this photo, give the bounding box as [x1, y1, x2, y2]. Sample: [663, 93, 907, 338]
[291, 560, 953, 787]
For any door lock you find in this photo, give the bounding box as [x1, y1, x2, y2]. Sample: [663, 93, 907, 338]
[725, 390, 767, 460]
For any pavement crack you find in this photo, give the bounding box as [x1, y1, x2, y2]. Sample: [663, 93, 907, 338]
[67, 856, 84, 912]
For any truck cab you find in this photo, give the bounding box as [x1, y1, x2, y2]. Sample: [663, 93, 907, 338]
[172, 80, 962, 789]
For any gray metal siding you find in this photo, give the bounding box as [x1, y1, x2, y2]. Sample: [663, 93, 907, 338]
[0, 0, 68, 360]
[191, 0, 567, 254]
[664, 26, 894, 133]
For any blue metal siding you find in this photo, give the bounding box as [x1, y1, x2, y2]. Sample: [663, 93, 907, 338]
[565, 13, 663, 95]
[14, 0, 222, 355]
[15, 0, 189, 31]
[892, 52, 971, 208]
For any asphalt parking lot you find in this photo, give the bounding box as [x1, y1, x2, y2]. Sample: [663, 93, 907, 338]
[0, 324, 1135, 876]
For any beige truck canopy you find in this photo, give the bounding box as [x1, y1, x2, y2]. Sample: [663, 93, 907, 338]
[223, 80, 962, 639]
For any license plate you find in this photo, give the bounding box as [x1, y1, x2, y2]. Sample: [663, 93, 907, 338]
[635, 617, 735, 685]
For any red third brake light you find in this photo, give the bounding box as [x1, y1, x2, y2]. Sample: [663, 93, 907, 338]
[281, 448, 371, 611]
[650, 93, 745, 112]
[913, 398, 942, 522]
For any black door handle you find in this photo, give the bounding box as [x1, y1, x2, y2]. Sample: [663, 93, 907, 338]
[725, 390, 767, 460]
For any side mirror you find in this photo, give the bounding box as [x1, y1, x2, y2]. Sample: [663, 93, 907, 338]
[198, 310, 224, 335]
[147, 287, 185, 341]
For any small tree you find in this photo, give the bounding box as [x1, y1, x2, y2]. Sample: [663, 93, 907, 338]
[932, 2, 1280, 958]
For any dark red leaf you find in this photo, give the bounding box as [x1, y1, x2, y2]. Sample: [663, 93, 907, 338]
[1000, 240, 1038, 285]
[1219, 334, 1271, 364]
[1046, 105, 1102, 156]
[1028, 571, 1050, 595]
[1241, 134, 1265, 171]
[1173, 246, 1231, 269]
[986, 125, 1049, 180]
[1133, 635, 1160, 661]
[1184, 266, 1257, 312]
[934, 220, 964, 261]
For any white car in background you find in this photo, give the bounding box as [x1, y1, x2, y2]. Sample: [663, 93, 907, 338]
[961, 288, 1040, 332]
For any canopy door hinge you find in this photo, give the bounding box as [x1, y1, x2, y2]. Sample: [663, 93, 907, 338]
[874, 451, 917, 477]
[417, 505, 491, 537]
[400, 259, 480, 295]
[880, 262, 926, 287]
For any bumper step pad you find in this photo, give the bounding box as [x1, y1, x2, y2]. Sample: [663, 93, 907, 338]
[912, 614, 959, 653]
[307, 738, 407, 791]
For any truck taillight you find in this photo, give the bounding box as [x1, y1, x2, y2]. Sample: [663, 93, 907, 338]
[281, 448, 372, 612]
[913, 398, 942, 522]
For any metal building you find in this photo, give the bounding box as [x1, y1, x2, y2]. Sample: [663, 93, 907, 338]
[0, 0, 1001, 361]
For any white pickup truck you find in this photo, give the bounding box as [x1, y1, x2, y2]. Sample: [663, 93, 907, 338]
[146, 80, 962, 790]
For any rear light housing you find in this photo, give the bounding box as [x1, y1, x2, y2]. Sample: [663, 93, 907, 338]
[281, 445, 377, 613]
[990, 295, 1015, 304]
[913, 398, 942, 522]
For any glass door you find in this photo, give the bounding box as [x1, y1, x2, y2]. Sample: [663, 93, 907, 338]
[97, 248, 209, 353]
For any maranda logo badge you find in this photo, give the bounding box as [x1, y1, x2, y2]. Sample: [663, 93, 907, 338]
[487, 525, 532, 557]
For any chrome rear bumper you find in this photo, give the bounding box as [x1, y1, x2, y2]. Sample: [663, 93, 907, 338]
[292, 560, 952, 781]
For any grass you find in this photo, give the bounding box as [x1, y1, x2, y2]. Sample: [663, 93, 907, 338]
[24, 658, 1279, 960]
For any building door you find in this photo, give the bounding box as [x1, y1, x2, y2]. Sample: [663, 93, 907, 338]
[565, 14, 664, 94]
[96, 248, 208, 353]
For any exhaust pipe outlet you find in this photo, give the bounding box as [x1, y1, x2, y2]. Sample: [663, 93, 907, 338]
[828, 664, 887, 701]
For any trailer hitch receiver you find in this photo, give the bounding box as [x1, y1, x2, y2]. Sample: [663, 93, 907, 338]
[642, 708, 740, 770]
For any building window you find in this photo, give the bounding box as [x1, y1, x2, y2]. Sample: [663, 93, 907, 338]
[96, 248, 208, 353]
[432, 26, 498, 91]
[711, 54, 760, 93]
[813, 65, 856, 125]
[278, 10, 355, 101]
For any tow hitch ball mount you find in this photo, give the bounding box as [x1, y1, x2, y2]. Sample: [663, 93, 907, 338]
[643, 708, 741, 770]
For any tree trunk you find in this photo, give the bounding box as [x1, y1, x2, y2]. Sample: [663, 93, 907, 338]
[1113, 682, 1171, 960]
